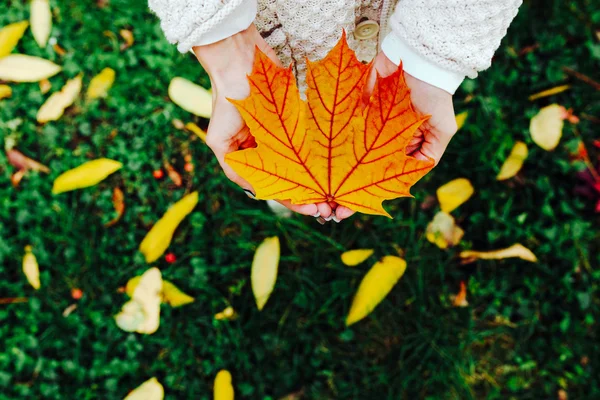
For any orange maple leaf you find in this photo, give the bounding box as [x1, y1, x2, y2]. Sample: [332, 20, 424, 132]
[225, 33, 434, 217]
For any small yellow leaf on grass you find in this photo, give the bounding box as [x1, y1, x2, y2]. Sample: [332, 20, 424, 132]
[168, 77, 212, 118]
[52, 158, 122, 194]
[528, 85, 570, 101]
[0, 54, 61, 82]
[119, 29, 134, 50]
[162, 280, 194, 307]
[0, 85, 12, 100]
[0, 21, 29, 58]
[39, 78, 51, 94]
[215, 306, 237, 320]
[30, 0, 52, 48]
[426, 211, 464, 249]
[341, 249, 374, 266]
[87, 67, 115, 99]
[497, 141, 528, 181]
[124, 377, 164, 400]
[459, 244, 537, 264]
[22, 245, 40, 290]
[126, 276, 194, 307]
[436, 178, 474, 213]
[530, 104, 565, 151]
[251, 236, 280, 311]
[346, 256, 407, 326]
[185, 122, 207, 142]
[214, 370, 234, 400]
[139, 192, 199, 263]
[115, 268, 162, 334]
[37, 74, 82, 123]
[455, 111, 468, 131]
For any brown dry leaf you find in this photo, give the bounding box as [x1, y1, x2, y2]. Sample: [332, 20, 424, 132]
[528, 85, 571, 101]
[436, 178, 474, 213]
[105, 187, 125, 227]
[119, 29, 134, 50]
[459, 244, 538, 264]
[0, 84, 12, 100]
[425, 211, 464, 249]
[6, 149, 50, 173]
[39, 79, 52, 94]
[497, 141, 528, 181]
[52, 43, 67, 56]
[11, 169, 26, 187]
[163, 160, 182, 187]
[62, 304, 78, 317]
[452, 281, 468, 307]
[37, 74, 82, 123]
[185, 122, 207, 142]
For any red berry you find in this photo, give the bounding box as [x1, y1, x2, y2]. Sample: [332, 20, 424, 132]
[184, 163, 194, 172]
[153, 169, 164, 179]
[165, 253, 176, 263]
[71, 288, 83, 300]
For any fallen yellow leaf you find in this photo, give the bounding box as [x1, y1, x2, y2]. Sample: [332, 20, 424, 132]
[115, 267, 162, 334]
[425, 211, 464, 250]
[39, 78, 51, 94]
[528, 85, 570, 101]
[341, 249, 374, 266]
[530, 104, 565, 151]
[37, 74, 82, 123]
[185, 122, 207, 142]
[346, 256, 407, 326]
[139, 192, 199, 263]
[22, 245, 40, 289]
[459, 244, 537, 263]
[87, 67, 115, 99]
[168, 77, 212, 118]
[52, 158, 122, 194]
[251, 236, 280, 311]
[214, 370, 234, 400]
[497, 141, 528, 181]
[126, 276, 195, 307]
[214, 306, 237, 321]
[436, 178, 474, 213]
[162, 281, 194, 307]
[0, 54, 61, 82]
[0, 21, 29, 58]
[455, 111, 468, 131]
[123, 377, 164, 400]
[30, 0, 52, 48]
[0, 84, 12, 100]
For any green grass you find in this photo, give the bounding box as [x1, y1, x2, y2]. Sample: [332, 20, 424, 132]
[1, 0, 599, 399]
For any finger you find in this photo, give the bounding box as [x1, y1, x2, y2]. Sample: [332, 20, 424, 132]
[334, 206, 355, 221]
[276, 200, 318, 216]
[408, 122, 456, 165]
[316, 202, 333, 219]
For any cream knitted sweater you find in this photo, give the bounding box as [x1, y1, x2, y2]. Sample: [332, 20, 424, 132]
[148, 0, 521, 93]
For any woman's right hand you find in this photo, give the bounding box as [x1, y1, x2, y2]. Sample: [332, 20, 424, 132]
[193, 25, 333, 219]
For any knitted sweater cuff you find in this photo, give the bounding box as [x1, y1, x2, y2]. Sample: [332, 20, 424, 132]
[381, 31, 465, 95]
[192, 0, 257, 47]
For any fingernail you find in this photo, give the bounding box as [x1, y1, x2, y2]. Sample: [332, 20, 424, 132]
[332, 215, 341, 223]
[243, 189, 256, 199]
[312, 211, 321, 218]
[315, 216, 326, 225]
[324, 215, 333, 222]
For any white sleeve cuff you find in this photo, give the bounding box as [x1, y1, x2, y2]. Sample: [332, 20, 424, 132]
[193, 0, 257, 47]
[381, 31, 465, 94]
